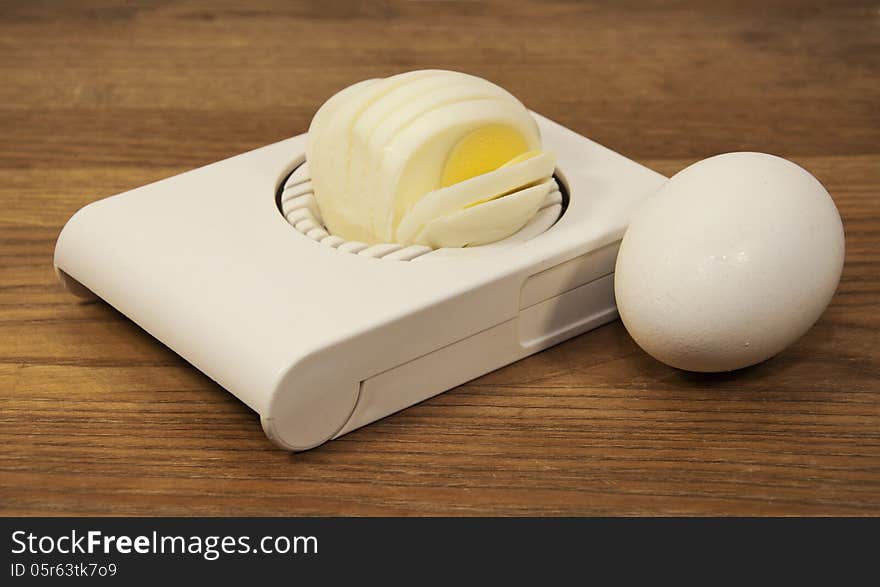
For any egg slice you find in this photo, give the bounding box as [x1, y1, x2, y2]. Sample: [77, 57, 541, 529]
[412, 179, 555, 248]
[396, 150, 556, 245]
[307, 70, 555, 247]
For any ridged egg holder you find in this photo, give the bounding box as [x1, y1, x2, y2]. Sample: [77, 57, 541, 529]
[54, 113, 667, 450]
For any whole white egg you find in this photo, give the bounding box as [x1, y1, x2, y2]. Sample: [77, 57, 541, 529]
[614, 152, 845, 372]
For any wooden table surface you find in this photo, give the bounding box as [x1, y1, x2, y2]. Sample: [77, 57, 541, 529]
[1, 0, 878, 516]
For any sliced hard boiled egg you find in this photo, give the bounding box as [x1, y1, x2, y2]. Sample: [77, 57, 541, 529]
[306, 70, 555, 247]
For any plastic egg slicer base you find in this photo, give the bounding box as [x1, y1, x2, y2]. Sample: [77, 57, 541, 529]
[54, 113, 667, 450]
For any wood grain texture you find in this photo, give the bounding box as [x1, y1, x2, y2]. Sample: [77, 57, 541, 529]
[1, 0, 878, 516]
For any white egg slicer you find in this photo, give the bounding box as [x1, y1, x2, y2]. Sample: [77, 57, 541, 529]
[54, 113, 667, 450]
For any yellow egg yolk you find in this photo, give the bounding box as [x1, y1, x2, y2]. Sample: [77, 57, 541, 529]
[440, 125, 531, 187]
